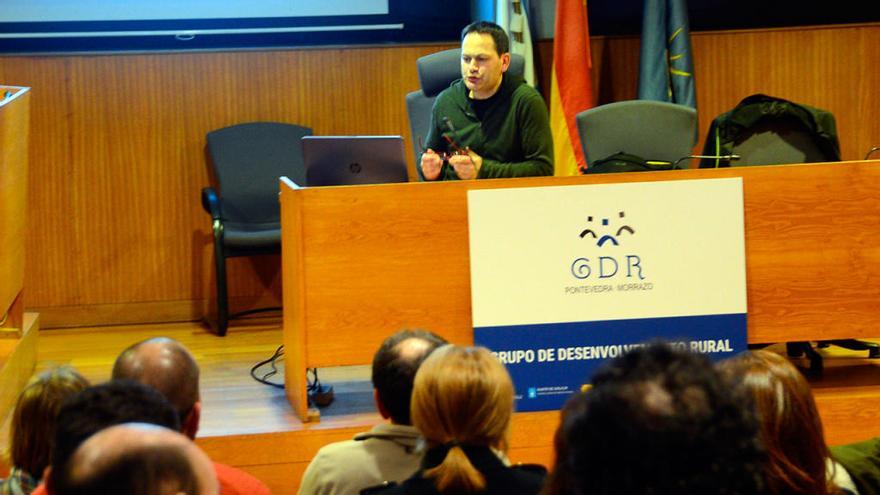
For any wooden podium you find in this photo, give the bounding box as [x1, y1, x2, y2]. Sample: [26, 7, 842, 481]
[0, 85, 38, 423]
[0, 86, 29, 337]
[280, 161, 880, 421]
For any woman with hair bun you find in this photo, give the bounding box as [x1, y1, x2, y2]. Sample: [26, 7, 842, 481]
[369, 345, 545, 495]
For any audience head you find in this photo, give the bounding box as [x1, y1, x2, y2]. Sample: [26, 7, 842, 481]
[371, 329, 447, 425]
[112, 337, 201, 438]
[719, 350, 834, 495]
[52, 423, 218, 495]
[545, 342, 764, 495]
[411, 345, 514, 493]
[7, 366, 89, 480]
[47, 380, 180, 493]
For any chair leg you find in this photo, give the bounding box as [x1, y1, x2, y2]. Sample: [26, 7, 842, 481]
[785, 342, 823, 376]
[786, 342, 808, 358]
[212, 240, 229, 337]
[804, 344, 823, 376]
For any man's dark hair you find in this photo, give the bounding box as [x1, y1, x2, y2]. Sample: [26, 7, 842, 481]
[461, 21, 510, 55]
[545, 342, 765, 495]
[53, 443, 200, 495]
[49, 381, 180, 475]
[371, 329, 447, 425]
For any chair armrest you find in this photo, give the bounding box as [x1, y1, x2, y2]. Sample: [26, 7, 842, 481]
[201, 187, 221, 219]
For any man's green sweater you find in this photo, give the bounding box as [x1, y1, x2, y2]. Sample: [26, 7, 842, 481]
[418, 74, 554, 180]
[833, 438, 880, 495]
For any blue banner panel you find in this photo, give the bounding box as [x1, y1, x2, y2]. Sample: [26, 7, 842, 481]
[474, 313, 747, 412]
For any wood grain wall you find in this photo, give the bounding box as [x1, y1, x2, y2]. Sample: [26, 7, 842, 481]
[0, 22, 877, 328]
[552, 22, 880, 158]
[0, 44, 456, 327]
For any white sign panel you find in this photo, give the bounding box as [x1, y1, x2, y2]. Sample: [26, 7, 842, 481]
[468, 177, 747, 411]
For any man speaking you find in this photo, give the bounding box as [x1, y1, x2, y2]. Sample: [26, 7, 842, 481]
[419, 21, 554, 181]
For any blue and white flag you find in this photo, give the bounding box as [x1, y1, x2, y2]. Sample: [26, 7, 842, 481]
[638, 0, 696, 108]
[496, 0, 536, 87]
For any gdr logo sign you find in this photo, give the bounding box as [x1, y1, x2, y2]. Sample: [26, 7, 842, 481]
[571, 211, 645, 281]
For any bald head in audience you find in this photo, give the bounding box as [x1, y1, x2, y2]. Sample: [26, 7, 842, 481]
[110, 337, 273, 495]
[372, 329, 448, 424]
[112, 337, 201, 439]
[54, 423, 218, 495]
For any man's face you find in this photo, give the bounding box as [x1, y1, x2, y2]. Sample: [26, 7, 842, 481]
[460, 32, 510, 100]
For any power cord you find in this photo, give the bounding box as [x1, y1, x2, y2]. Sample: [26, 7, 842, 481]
[250, 345, 285, 389]
[249, 346, 334, 406]
[308, 367, 335, 407]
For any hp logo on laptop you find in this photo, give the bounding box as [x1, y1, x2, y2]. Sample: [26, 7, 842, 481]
[349, 162, 362, 174]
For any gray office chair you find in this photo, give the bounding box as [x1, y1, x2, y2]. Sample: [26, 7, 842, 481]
[575, 100, 698, 172]
[201, 122, 312, 336]
[405, 48, 526, 168]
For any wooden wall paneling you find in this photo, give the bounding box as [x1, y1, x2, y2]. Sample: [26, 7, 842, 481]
[0, 24, 876, 327]
[547, 24, 880, 163]
[0, 45, 454, 327]
[691, 24, 880, 162]
[590, 36, 640, 104]
[535, 36, 641, 107]
[12, 58, 81, 308]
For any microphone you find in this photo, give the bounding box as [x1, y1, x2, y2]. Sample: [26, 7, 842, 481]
[442, 116, 456, 134]
[865, 146, 880, 160]
[440, 117, 467, 155]
[672, 154, 742, 169]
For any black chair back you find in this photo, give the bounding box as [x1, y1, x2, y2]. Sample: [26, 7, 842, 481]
[207, 122, 312, 224]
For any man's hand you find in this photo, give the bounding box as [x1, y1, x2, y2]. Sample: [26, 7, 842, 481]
[448, 149, 482, 180]
[420, 149, 443, 181]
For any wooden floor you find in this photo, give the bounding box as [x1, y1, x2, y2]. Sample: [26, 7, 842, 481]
[10, 319, 880, 495]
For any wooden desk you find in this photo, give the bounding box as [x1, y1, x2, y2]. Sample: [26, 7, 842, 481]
[281, 161, 880, 421]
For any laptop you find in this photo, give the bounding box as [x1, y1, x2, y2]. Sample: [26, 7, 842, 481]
[301, 136, 410, 186]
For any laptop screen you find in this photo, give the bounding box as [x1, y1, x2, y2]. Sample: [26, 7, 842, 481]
[301, 136, 410, 186]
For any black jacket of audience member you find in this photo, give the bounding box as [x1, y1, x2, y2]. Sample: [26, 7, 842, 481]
[364, 445, 545, 495]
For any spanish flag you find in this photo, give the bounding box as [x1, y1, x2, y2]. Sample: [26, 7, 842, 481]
[549, 0, 594, 176]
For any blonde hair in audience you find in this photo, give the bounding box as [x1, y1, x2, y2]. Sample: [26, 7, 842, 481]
[719, 350, 840, 495]
[8, 366, 89, 479]
[411, 345, 514, 493]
